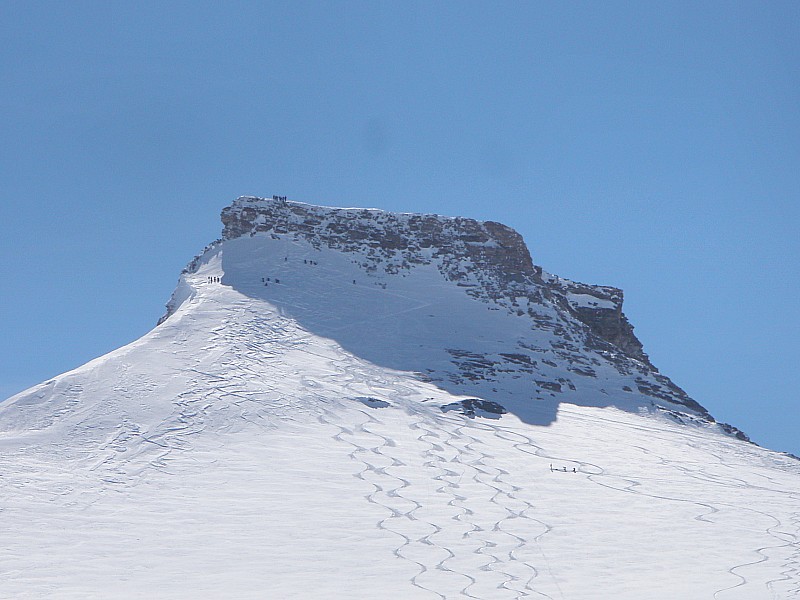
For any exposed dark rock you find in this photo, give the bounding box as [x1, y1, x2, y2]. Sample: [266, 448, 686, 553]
[356, 397, 390, 409]
[499, 353, 537, 367]
[636, 377, 709, 417]
[568, 366, 597, 378]
[717, 422, 751, 442]
[536, 380, 562, 393]
[441, 399, 507, 419]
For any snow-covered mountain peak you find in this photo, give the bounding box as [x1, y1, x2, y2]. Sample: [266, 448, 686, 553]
[219, 196, 627, 352]
[3, 194, 799, 599]
[161, 195, 741, 439]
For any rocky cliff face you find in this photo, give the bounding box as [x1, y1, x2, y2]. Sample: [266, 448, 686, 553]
[221, 197, 648, 363]
[179, 195, 746, 439]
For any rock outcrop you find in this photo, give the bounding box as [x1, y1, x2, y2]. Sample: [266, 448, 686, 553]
[220, 196, 649, 366]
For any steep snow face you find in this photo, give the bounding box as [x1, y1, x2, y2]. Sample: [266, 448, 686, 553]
[1, 196, 798, 599]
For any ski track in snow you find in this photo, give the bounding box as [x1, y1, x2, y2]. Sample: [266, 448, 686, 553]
[306, 346, 565, 600]
[553, 414, 800, 600]
[776, 510, 800, 598]
[464, 410, 800, 600]
[8, 318, 799, 598]
[316, 403, 445, 596]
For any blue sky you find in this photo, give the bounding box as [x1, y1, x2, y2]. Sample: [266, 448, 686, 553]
[1, 2, 798, 455]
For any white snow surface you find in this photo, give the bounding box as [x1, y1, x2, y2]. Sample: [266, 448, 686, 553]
[1, 231, 799, 599]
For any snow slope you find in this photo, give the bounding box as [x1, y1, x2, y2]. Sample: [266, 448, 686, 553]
[1, 198, 799, 599]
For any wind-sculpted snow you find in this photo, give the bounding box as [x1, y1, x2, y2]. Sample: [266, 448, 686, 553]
[0, 196, 796, 598]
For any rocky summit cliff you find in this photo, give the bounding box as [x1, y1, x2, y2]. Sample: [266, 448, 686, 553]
[172, 195, 740, 438]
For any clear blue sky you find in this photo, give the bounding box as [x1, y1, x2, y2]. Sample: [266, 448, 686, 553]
[1, 2, 798, 455]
